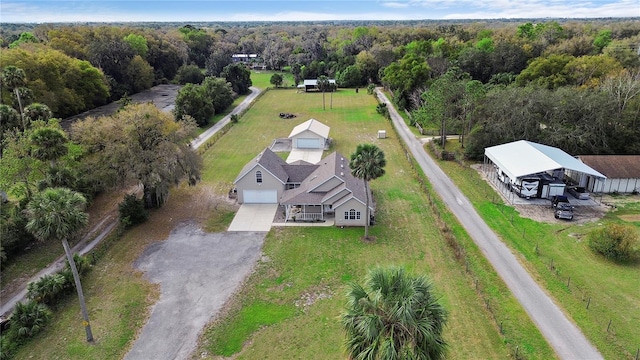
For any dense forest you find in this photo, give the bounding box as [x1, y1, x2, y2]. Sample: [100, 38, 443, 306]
[1, 19, 640, 264]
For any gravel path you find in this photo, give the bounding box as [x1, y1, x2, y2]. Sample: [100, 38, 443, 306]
[376, 88, 603, 360]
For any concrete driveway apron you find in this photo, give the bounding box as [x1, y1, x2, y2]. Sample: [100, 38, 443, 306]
[228, 203, 278, 231]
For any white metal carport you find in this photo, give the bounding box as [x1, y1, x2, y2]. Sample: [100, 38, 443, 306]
[483, 140, 607, 203]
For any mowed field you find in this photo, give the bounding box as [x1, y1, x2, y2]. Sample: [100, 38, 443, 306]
[194, 87, 553, 359]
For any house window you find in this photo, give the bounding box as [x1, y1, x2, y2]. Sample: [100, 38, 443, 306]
[256, 171, 262, 183]
[345, 209, 361, 220]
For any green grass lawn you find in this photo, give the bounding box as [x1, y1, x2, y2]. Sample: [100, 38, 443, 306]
[434, 147, 640, 359]
[195, 88, 553, 359]
[251, 70, 295, 89]
[11, 88, 556, 359]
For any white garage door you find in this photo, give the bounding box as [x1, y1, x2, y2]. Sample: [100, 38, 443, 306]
[296, 138, 320, 149]
[243, 190, 278, 203]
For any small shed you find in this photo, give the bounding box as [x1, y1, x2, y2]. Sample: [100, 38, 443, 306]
[289, 119, 330, 149]
[576, 155, 640, 193]
[378, 130, 387, 139]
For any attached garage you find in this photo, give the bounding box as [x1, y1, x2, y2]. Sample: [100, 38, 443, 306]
[296, 138, 320, 149]
[242, 190, 278, 203]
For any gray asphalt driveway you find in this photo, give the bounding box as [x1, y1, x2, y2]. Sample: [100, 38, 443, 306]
[124, 223, 265, 360]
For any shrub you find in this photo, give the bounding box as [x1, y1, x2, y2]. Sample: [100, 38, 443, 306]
[26, 273, 68, 305]
[8, 301, 52, 340]
[367, 83, 376, 95]
[1, 333, 18, 360]
[118, 193, 149, 227]
[588, 223, 640, 262]
[376, 103, 389, 119]
[65, 253, 91, 276]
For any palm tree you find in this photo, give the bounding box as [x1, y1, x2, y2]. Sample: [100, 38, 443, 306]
[349, 144, 386, 239]
[24, 103, 53, 123]
[317, 75, 330, 110]
[1, 65, 27, 131]
[29, 127, 69, 167]
[25, 188, 93, 342]
[341, 267, 448, 360]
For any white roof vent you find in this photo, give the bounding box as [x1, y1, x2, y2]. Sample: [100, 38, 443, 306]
[340, 172, 344, 176]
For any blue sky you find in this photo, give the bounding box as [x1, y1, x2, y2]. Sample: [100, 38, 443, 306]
[1, 0, 638, 23]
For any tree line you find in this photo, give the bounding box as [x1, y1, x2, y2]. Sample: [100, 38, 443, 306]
[1, 18, 639, 265]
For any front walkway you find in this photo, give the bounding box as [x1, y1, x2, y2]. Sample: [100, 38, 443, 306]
[228, 204, 278, 232]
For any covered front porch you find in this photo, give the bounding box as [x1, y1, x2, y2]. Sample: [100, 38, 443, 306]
[284, 204, 333, 222]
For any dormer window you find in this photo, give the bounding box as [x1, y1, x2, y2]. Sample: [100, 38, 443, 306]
[256, 170, 263, 183]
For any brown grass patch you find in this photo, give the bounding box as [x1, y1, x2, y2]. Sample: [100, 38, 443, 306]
[619, 214, 640, 222]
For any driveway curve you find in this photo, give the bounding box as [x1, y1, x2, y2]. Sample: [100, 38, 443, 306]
[124, 223, 265, 360]
[375, 88, 602, 360]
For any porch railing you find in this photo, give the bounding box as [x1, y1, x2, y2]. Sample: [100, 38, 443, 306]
[291, 212, 323, 221]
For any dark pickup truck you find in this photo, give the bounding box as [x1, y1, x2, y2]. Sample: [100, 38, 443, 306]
[551, 195, 574, 220]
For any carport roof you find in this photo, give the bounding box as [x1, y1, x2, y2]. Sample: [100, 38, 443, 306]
[485, 140, 606, 180]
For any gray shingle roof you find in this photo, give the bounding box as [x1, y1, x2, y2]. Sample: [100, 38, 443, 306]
[283, 164, 318, 183]
[234, 148, 289, 184]
[281, 152, 372, 209]
[235, 148, 373, 210]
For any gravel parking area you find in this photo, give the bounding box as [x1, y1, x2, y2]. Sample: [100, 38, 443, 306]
[125, 222, 265, 360]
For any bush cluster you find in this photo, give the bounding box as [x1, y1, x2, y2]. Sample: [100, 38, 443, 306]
[376, 103, 390, 119]
[1, 254, 90, 359]
[588, 223, 640, 262]
[118, 193, 149, 227]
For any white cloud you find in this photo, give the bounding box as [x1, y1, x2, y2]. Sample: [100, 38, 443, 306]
[225, 11, 414, 22]
[1, 0, 637, 23]
[441, 0, 640, 19]
[382, 2, 410, 8]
